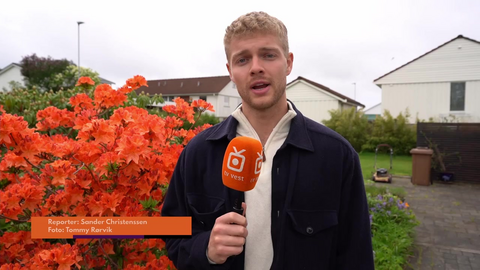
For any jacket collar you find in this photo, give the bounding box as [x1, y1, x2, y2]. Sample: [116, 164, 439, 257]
[206, 100, 314, 152]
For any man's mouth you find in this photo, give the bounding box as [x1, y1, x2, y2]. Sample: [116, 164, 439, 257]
[251, 83, 270, 90]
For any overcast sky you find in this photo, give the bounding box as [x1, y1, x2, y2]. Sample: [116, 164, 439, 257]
[1, 0, 479, 109]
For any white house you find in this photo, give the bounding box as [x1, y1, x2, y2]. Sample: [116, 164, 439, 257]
[286, 76, 364, 124]
[373, 35, 480, 123]
[0, 62, 115, 92]
[363, 103, 382, 121]
[136, 75, 241, 120]
[0, 63, 24, 92]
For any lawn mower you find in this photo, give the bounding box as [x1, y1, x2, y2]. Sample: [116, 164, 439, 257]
[372, 144, 393, 183]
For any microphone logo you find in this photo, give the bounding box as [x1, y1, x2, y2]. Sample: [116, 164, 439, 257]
[254, 151, 263, 174]
[227, 147, 246, 172]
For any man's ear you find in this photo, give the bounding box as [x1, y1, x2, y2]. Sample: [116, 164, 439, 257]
[286, 52, 294, 75]
[226, 62, 234, 82]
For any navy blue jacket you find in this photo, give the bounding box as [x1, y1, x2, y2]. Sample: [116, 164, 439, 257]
[161, 103, 374, 269]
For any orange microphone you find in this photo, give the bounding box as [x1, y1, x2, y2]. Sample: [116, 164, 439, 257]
[222, 136, 263, 214]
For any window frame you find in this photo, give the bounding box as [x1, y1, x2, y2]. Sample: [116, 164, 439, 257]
[450, 82, 466, 112]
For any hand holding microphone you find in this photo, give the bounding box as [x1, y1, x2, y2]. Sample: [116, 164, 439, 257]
[207, 136, 263, 264]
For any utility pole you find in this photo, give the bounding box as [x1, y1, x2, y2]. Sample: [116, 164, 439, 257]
[353, 82, 356, 100]
[77, 21, 84, 79]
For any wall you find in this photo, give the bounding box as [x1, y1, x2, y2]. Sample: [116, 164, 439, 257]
[376, 38, 480, 85]
[287, 81, 340, 123]
[382, 81, 480, 123]
[0, 65, 24, 92]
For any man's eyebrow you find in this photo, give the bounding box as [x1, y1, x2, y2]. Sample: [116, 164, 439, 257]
[259, 47, 280, 52]
[232, 47, 281, 59]
[231, 49, 249, 60]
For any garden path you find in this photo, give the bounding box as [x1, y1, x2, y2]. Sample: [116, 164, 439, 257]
[388, 176, 480, 270]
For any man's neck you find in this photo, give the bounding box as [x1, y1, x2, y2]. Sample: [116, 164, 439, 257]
[242, 100, 289, 145]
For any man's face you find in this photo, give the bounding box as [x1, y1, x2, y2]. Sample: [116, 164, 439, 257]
[226, 33, 293, 113]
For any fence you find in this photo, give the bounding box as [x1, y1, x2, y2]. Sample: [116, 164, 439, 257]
[417, 122, 480, 183]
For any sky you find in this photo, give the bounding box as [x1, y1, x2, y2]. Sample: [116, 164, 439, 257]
[1, 0, 479, 109]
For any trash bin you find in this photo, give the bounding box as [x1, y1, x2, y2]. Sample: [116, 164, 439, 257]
[410, 147, 434, 186]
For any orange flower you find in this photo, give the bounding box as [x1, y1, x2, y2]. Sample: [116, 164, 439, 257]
[36, 107, 74, 131]
[94, 84, 127, 109]
[75, 76, 95, 86]
[0, 151, 28, 170]
[115, 134, 150, 164]
[192, 99, 215, 112]
[120, 75, 148, 94]
[41, 160, 76, 186]
[70, 93, 94, 113]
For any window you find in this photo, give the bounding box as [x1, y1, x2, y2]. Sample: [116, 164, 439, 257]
[224, 96, 230, 107]
[199, 96, 207, 101]
[164, 96, 175, 102]
[450, 82, 465, 111]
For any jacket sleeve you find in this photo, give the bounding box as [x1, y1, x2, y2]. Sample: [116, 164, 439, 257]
[336, 148, 375, 269]
[161, 147, 238, 270]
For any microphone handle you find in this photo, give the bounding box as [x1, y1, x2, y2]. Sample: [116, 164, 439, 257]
[233, 197, 243, 215]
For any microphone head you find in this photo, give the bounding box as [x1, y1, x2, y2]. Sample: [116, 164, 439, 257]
[222, 136, 263, 192]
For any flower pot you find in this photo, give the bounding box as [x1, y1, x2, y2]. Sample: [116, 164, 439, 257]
[439, 172, 454, 182]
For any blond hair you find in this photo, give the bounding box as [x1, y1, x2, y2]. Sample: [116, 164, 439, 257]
[224, 11, 289, 61]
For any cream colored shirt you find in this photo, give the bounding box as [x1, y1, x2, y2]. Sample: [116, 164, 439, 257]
[231, 102, 296, 270]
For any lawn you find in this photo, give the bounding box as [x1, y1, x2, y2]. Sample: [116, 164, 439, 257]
[358, 152, 412, 181]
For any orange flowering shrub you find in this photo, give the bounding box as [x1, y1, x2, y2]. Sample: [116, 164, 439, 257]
[0, 76, 215, 269]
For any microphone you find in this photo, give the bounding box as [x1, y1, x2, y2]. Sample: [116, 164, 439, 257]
[222, 136, 263, 215]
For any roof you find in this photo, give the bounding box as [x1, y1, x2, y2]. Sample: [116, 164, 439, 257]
[136, 75, 231, 96]
[287, 76, 365, 108]
[99, 77, 115, 85]
[0, 62, 115, 85]
[0, 63, 21, 76]
[373, 35, 480, 83]
[363, 103, 382, 114]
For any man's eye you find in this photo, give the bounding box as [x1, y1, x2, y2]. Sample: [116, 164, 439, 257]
[237, 58, 247, 64]
[265, 53, 276, 58]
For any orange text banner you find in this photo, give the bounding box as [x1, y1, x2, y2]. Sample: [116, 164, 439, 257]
[31, 217, 191, 239]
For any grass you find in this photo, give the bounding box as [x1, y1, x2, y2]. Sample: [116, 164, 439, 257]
[359, 152, 412, 181]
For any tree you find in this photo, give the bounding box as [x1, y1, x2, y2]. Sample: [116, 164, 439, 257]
[51, 65, 102, 90]
[20, 54, 74, 92]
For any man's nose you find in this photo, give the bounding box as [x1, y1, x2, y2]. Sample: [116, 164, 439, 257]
[250, 56, 264, 75]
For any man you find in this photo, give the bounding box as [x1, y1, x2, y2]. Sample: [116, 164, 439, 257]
[161, 11, 374, 269]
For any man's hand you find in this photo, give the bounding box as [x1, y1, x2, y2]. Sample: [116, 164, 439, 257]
[207, 205, 248, 264]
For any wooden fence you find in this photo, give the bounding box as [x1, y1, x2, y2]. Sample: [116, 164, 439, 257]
[417, 122, 480, 183]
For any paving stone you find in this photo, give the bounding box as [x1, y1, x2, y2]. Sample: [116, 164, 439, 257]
[385, 178, 480, 270]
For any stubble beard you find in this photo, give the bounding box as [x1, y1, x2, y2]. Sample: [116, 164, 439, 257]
[241, 81, 286, 111]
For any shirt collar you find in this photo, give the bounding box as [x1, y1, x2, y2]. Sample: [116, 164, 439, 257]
[206, 100, 314, 152]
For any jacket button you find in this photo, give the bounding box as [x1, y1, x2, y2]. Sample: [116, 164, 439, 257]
[306, 227, 314, 234]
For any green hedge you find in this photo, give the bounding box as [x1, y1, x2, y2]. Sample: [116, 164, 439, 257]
[323, 108, 416, 155]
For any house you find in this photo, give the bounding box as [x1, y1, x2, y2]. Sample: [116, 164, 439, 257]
[135, 75, 241, 120]
[0, 62, 115, 92]
[363, 103, 382, 121]
[0, 63, 24, 91]
[286, 76, 365, 124]
[373, 35, 480, 123]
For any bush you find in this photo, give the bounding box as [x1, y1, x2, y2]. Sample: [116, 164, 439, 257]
[0, 80, 163, 129]
[324, 107, 417, 155]
[322, 107, 370, 152]
[0, 75, 214, 269]
[362, 109, 417, 155]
